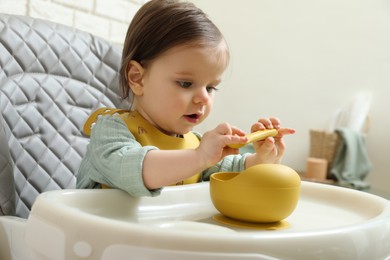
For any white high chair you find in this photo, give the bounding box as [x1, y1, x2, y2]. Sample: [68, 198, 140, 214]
[0, 13, 129, 219]
[0, 13, 125, 259]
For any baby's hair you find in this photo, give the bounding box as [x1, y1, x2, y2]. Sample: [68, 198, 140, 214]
[119, 0, 228, 101]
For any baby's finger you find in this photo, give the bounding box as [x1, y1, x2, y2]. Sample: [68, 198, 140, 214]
[257, 118, 273, 129]
[215, 122, 233, 135]
[230, 125, 247, 136]
[269, 117, 281, 129]
[275, 128, 296, 138]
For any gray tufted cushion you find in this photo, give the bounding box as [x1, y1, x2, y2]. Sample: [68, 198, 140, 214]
[0, 112, 15, 216]
[0, 14, 130, 218]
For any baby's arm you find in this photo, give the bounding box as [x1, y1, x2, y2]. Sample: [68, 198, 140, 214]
[78, 116, 161, 197]
[142, 123, 247, 189]
[245, 117, 295, 168]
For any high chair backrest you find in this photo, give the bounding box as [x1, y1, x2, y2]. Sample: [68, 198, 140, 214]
[0, 14, 130, 218]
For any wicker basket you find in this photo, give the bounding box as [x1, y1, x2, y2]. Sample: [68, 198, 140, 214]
[309, 129, 341, 177]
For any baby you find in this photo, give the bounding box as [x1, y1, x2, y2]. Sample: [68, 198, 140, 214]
[77, 0, 295, 196]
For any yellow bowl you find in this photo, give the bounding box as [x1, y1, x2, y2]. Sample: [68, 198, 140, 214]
[210, 164, 301, 223]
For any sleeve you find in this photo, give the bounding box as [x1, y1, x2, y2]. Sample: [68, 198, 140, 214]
[201, 153, 250, 181]
[76, 115, 162, 197]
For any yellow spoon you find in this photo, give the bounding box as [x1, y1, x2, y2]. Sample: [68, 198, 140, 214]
[228, 129, 278, 149]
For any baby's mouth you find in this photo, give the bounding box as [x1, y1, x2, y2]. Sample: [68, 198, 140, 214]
[184, 113, 202, 122]
[186, 114, 200, 119]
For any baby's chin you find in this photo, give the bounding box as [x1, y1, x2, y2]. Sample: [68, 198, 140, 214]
[173, 128, 194, 137]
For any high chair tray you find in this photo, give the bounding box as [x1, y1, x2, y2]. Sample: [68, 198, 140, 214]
[1, 181, 389, 259]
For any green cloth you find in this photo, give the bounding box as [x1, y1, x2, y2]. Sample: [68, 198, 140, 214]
[330, 128, 371, 190]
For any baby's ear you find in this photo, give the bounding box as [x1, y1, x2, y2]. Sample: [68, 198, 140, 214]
[127, 60, 144, 96]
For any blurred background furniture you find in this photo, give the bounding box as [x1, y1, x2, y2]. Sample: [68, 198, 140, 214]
[0, 14, 129, 218]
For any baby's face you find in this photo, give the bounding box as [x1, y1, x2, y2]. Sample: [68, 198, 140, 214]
[135, 43, 228, 136]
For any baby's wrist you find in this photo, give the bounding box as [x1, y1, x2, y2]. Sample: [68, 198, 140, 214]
[194, 147, 213, 170]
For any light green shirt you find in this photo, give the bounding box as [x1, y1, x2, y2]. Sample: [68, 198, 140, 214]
[76, 115, 249, 197]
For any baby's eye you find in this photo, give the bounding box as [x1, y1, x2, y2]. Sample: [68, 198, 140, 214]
[177, 81, 192, 88]
[206, 86, 219, 93]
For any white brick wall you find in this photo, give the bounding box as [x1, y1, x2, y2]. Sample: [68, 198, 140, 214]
[0, 0, 147, 46]
[0, 0, 27, 15]
[30, 0, 74, 26]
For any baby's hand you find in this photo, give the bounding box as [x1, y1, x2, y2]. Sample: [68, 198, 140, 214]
[196, 123, 247, 168]
[246, 117, 295, 166]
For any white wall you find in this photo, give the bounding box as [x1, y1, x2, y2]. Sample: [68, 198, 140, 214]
[191, 0, 390, 195]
